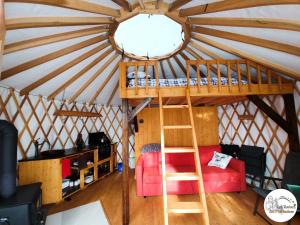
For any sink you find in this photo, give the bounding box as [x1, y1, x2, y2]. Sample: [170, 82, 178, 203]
[40, 150, 65, 158]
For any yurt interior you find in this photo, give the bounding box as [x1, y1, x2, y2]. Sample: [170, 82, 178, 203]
[0, 1, 300, 225]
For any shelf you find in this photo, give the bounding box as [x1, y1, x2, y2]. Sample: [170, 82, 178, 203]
[54, 110, 102, 117]
[62, 186, 80, 199]
[98, 157, 111, 165]
[82, 163, 95, 171]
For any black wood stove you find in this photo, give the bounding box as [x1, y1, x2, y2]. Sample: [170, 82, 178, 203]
[0, 120, 47, 225]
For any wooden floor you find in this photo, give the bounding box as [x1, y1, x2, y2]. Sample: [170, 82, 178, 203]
[49, 171, 300, 225]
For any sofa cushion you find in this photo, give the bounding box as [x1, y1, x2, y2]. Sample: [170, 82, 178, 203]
[166, 165, 195, 173]
[199, 145, 221, 165]
[143, 167, 161, 184]
[202, 166, 240, 182]
[143, 152, 159, 167]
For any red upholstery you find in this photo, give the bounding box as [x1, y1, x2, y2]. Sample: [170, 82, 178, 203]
[136, 145, 246, 197]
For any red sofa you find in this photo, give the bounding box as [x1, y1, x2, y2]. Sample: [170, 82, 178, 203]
[136, 145, 246, 197]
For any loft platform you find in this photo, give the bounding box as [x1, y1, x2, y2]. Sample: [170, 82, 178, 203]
[119, 60, 294, 101]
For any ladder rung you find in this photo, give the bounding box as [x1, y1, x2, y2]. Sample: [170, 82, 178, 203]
[166, 172, 199, 181]
[168, 202, 204, 214]
[164, 147, 195, 153]
[163, 105, 188, 109]
[163, 125, 192, 129]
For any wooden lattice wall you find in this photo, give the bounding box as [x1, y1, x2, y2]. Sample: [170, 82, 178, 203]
[218, 81, 300, 182]
[0, 86, 135, 162]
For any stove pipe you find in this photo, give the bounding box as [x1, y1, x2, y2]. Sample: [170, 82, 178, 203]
[0, 120, 18, 198]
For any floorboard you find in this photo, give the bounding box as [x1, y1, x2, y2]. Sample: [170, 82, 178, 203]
[48, 171, 300, 225]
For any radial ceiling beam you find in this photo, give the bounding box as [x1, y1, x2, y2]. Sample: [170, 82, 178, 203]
[48, 47, 113, 100]
[192, 34, 300, 80]
[68, 50, 117, 103]
[6, 17, 113, 30]
[188, 17, 300, 32]
[189, 40, 220, 59]
[193, 26, 300, 57]
[185, 46, 227, 77]
[173, 55, 187, 75]
[179, 51, 197, 72]
[89, 59, 120, 105]
[4, 26, 108, 54]
[0, 0, 5, 74]
[159, 61, 166, 79]
[1, 35, 108, 80]
[112, 0, 131, 11]
[180, 0, 300, 16]
[137, 0, 145, 9]
[168, 0, 192, 12]
[189, 40, 248, 79]
[5, 0, 121, 17]
[107, 81, 119, 107]
[167, 59, 178, 79]
[19, 42, 110, 96]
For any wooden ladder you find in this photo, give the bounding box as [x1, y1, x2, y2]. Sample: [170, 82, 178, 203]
[158, 89, 210, 225]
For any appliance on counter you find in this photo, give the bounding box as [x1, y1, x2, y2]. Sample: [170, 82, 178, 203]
[0, 120, 47, 225]
[88, 132, 111, 160]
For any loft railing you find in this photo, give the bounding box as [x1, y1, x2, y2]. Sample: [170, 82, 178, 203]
[119, 59, 293, 98]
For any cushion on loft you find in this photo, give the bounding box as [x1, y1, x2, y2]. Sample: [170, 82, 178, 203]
[208, 151, 232, 169]
[127, 71, 149, 79]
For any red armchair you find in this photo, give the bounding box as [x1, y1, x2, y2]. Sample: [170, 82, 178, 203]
[136, 145, 246, 197]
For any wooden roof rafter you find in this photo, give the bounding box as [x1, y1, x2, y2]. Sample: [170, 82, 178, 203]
[5, 0, 121, 17]
[173, 55, 187, 75]
[89, 59, 121, 105]
[1, 35, 108, 80]
[168, 0, 192, 12]
[180, 0, 300, 17]
[47, 45, 113, 100]
[0, 0, 5, 70]
[19, 42, 111, 96]
[192, 34, 300, 80]
[185, 45, 227, 78]
[188, 17, 300, 32]
[137, 0, 145, 9]
[6, 17, 113, 30]
[188, 40, 249, 81]
[107, 81, 119, 107]
[4, 26, 109, 54]
[159, 61, 167, 79]
[166, 58, 178, 79]
[68, 50, 118, 103]
[112, 0, 131, 12]
[192, 26, 300, 57]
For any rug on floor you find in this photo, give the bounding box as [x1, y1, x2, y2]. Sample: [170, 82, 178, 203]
[46, 201, 110, 225]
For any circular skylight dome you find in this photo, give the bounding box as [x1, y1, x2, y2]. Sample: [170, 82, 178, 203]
[114, 14, 184, 59]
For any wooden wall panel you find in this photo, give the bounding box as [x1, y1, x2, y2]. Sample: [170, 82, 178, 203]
[135, 107, 219, 160]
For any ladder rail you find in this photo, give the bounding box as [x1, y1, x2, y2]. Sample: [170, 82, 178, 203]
[159, 92, 169, 225]
[186, 89, 210, 224]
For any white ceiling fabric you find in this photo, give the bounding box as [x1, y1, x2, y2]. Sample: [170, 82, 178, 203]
[1, 0, 299, 106]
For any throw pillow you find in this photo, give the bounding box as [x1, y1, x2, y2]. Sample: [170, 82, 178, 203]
[208, 151, 232, 169]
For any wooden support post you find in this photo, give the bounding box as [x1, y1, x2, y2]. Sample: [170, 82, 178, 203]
[283, 94, 300, 152]
[128, 97, 152, 122]
[0, 0, 5, 75]
[122, 99, 129, 225]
